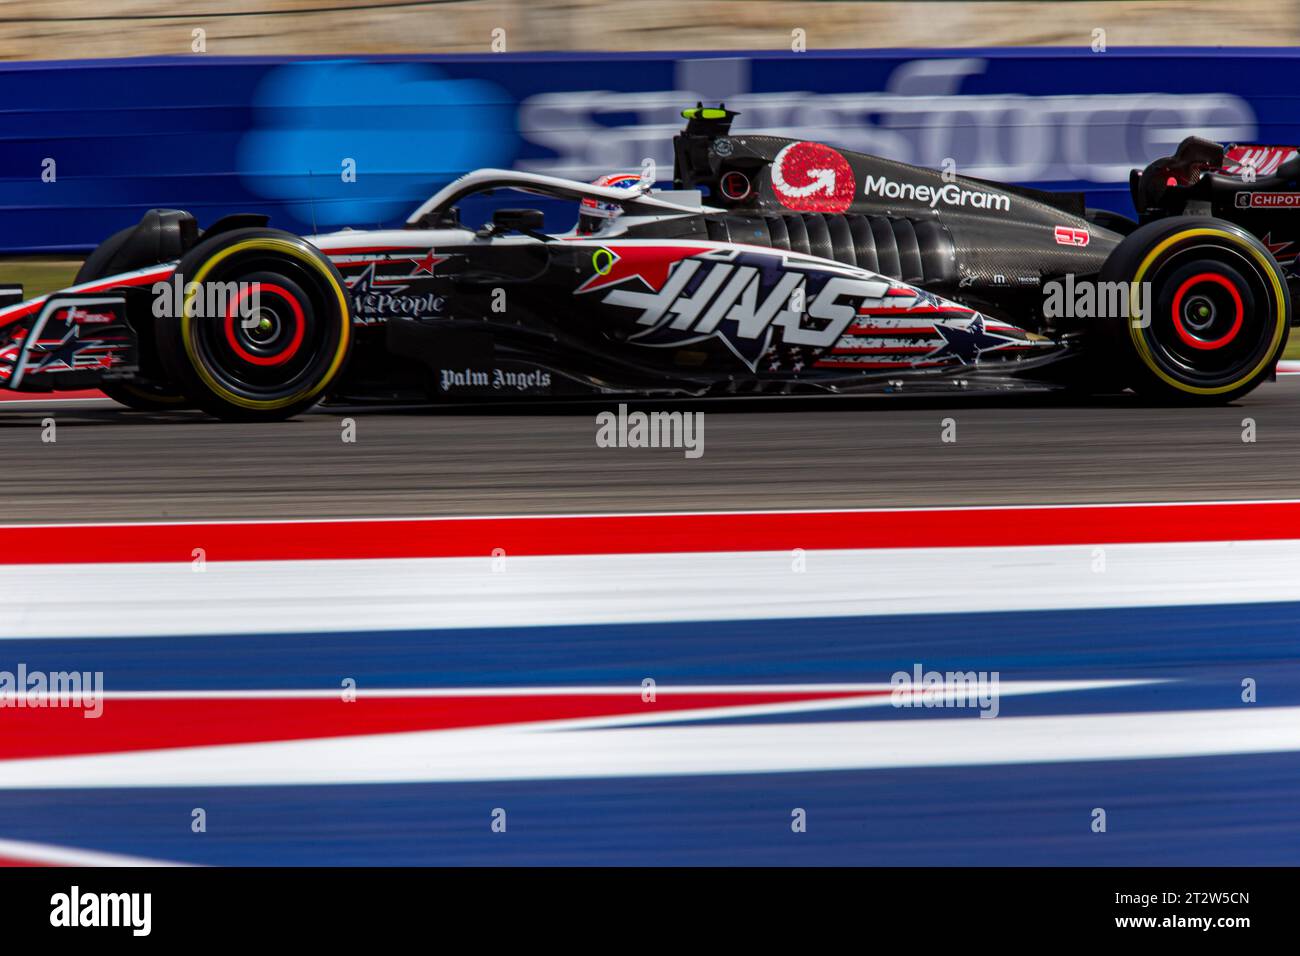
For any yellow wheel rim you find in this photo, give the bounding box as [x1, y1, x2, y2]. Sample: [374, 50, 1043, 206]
[1128, 227, 1286, 396]
[180, 237, 351, 411]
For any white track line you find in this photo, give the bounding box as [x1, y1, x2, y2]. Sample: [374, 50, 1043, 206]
[1, 706, 1294, 788]
[5, 539, 1300, 638]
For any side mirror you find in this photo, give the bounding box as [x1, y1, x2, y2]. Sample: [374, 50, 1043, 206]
[491, 208, 546, 235]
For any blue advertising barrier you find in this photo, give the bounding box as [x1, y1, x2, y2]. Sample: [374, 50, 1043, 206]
[3, 48, 1299, 253]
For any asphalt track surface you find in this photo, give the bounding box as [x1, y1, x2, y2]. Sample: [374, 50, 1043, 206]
[3, 387, 1299, 868]
[2, 377, 1300, 523]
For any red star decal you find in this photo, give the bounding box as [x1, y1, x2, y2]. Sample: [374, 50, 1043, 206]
[1262, 233, 1294, 257]
[410, 250, 450, 275]
[575, 245, 713, 294]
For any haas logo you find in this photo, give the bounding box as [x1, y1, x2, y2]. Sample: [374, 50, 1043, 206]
[770, 142, 856, 213]
[1054, 225, 1090, 247]
[585, 247, 890, 369]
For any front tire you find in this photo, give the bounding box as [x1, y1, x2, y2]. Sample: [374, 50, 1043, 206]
[100, 380, 192, 412]
[155, 228, 353, 422]
[1100, 217, 1290, 404]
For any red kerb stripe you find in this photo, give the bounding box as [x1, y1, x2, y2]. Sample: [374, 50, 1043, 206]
[0, 501, 1296, 563]
[0, 691, 867, 758]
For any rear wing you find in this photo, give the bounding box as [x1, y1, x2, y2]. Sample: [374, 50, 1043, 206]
[1221, 144, 1300, 178]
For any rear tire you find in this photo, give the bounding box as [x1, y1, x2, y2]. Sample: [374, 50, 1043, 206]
[1100, 217, 1290, 404]
[154, 228, 353, 422]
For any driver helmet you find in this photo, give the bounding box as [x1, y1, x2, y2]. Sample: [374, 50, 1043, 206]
[578, 172, 643, 234]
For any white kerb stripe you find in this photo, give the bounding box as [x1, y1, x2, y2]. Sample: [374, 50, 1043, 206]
[5, 539, 1300, 638]
[0, 706, 1295, 789]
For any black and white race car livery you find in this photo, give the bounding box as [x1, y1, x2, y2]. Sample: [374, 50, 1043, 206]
[0, 107, 1290, 420]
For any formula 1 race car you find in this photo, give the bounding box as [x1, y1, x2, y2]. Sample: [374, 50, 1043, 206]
[0, 107, 1292, 420]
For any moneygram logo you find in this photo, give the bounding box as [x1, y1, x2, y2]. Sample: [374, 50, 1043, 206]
[864, 174, 1011, 212]
[770, 141, 856, 213]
